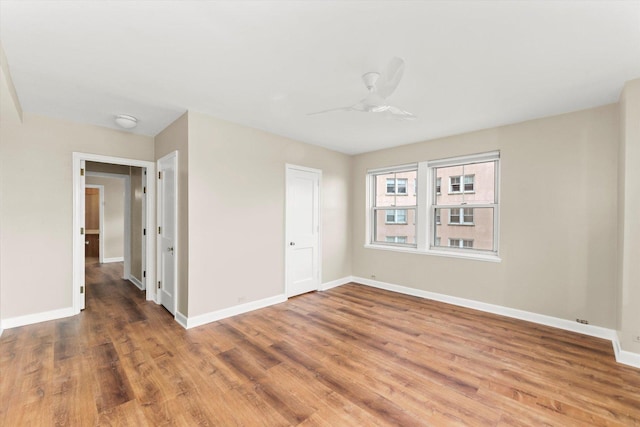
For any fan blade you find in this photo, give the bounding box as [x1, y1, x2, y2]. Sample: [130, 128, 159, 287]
[376, 57, 405, 99]
[307, 105, 354, 116]
[386, 105, 417, 120]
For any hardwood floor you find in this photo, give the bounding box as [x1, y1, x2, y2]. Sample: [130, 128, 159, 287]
[1, 262, 639, 426]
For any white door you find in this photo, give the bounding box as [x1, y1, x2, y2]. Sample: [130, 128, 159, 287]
[286, 165, 321, 297]
[157, 152, 178, 314]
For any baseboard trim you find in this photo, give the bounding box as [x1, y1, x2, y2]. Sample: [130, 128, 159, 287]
[352, 276, 639, 369]
[612, 334, 640, 369]
[320, 276, 354, 291]
[129, 276, 144, 290]
[102, 257, 124, 263]
[174, 311, 188, 328]
[180, 294, 287, 329]
[1, 307, 76, 330]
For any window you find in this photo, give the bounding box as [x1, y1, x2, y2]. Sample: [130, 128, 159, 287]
[370, 167, 418, 246]
[449, 208, 474, 225]
[386, 178, 408, 194]
[449, 238, 473, 248]
[367, 151, 499, 260]
[449, 175, 475, 193]
[386, 209, 407, 224]
[386, 236, 407, 244]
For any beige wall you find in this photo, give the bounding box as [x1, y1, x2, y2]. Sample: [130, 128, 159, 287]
[85, 175, 125, 260]
[130, 167, 144, 281]
[352, 104, 619, 328]
[617, 79, 640, 352]
[187, 111, 352, 317]
[0, 113, 153, 319]
[155, 113, 189, 315]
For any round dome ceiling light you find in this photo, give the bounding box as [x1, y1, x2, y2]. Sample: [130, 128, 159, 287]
[115, 114, 138, 129]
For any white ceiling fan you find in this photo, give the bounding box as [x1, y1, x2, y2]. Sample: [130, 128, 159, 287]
[309, 57, 416, 120]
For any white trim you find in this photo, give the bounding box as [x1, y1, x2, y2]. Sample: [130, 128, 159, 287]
[367, 163, 418, 175]
[427, 150, 500, 168]
[175, 311, 188, 328]
[319, 276, 354, 291]
[179, 294, 287, 329]
[73, 152, 156, 313]
[102, 257, 124, 263]
[129, 276, 144, 290]
[351, 276, 640, 369]
[612, 334, 640, 369]
[1, 307, 75, 329]
[285, 164, 323, 297]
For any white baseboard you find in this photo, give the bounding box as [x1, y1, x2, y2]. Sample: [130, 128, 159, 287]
[352, 276, 639, 369]
[179, 294, 287, 329]
[612, 334, 640, 368]
[320, 276, 354, 291]
[129, 276, 144, 290]
[175, 311, 188, 328]
[102, 257, 124, 263]
[1, 307, 76, 330]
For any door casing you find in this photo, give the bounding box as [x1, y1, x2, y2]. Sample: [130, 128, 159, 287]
[72, 152, 156, 313]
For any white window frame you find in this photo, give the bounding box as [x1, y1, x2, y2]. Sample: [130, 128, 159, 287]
[365, 151, 500, 262]
[386, 236, 408, 244]
[367, 164, 418, 248]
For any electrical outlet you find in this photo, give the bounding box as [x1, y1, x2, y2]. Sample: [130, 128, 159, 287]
[370, 274, 376, 279]
[633, 335, 640, 343]
[576, 319, 589, 325]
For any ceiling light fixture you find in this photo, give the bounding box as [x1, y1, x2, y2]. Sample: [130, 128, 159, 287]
[114, 114, 138, 129]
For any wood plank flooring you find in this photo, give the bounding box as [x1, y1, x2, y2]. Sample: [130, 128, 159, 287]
[1, 261, 640, 426]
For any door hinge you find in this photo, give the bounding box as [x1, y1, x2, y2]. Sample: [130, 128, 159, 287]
[158, 226, 161, 234]
[157, 281, 161, 289]
[158, 171, 162, 179]
[143, 228, 146, 236]
[80, 227, 85, 235]
[143, 270, 146, 278]
[80, 168, 85, 176]
[80, 286, 84, 294]
[143, 186, 147, 194]
[144, 170, 147, 175]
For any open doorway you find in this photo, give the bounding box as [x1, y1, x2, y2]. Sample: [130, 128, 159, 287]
[72, 153, 156, 313]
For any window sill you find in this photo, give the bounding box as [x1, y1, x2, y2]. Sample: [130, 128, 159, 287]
[364, 243, 502, 263]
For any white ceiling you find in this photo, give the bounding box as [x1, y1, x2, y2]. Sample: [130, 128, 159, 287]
[1, 1, 639, 155]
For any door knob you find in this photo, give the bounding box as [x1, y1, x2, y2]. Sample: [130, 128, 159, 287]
[289, 242, 295, 246]
[168, 246, 174, 253]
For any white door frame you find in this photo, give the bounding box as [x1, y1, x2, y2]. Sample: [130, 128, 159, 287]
[156, 151, 178, 314]
[72, 152, 156, 313]
[84, 184, 105, 262]
[86, 171, 130, 270]
[284, 164, 322, 297]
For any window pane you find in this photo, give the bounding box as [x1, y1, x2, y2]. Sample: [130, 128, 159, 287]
[436, 161, 495, 205]
[386, 179, 395, 193]
[397, 179, 407, 194]
[434, 207, 494, 251]
[464, 175, 475, 192]
[375, 170, 418, 207]
[374, 209, 416, 245]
